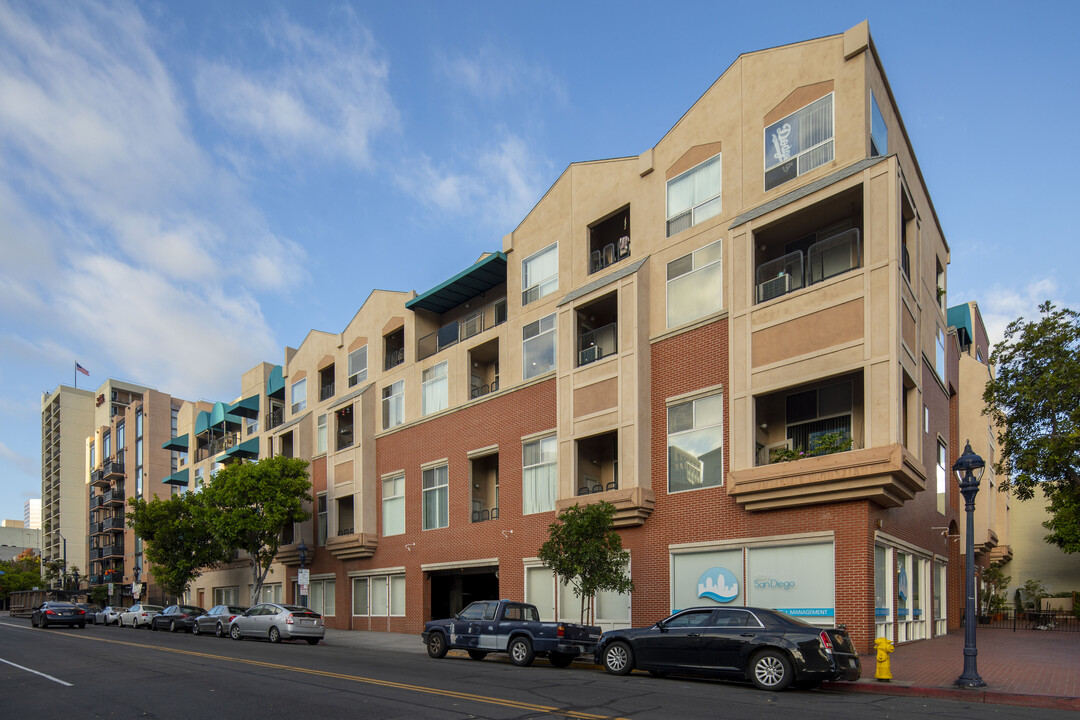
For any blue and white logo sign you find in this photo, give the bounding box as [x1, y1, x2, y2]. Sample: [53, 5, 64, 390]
[698, 567, 740, 603]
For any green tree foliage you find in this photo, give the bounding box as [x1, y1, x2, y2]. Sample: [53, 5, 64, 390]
[127, 491, 231, 601]
[202, 455, 311, 605]
[984, 301, 1080, 552]
[0, 551, 42, 600]
[537, 501, 633, 624]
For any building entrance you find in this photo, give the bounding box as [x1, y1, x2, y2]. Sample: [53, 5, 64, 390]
[428, 565, 499, 620]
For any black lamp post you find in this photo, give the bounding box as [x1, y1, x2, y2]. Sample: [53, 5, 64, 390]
[72, 569, 80, 600]
[297, 540, 309, 608]
[953, 439, 987, 689]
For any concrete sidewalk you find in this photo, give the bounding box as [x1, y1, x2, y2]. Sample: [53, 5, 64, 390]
[321, 627, 1080, 710]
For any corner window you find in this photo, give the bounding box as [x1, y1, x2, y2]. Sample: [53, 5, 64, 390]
[870, 92, 888, 157]
[348, 345, 368, 387]
[522, 436, 556, 515]
[291, 378, 307, 414]
[382, 380, 404, 430]
[522, 244, 558, 306]
[666, 154, 721, 237]
[382, 474, 405, 536]
[765, 93, 834, 191]
[667, 393, 724, 492]
[667, 240, 723, 328]
[523, 313, 556, 380]
[422, 361, 448, 416]
[422, 464, 449, 530]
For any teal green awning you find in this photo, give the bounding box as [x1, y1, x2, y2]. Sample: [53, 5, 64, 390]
[223, 437, 259, 461]
[162, 468, 189, 486]
[210, 401, 242, 429]
[405, 252, 507, 314]
[266, 365, 285, 397]
[162, 434, 188, 451]
[947, 303, 974, 347]
[194, 411, 211, 435]
[228, 395, 260, 419]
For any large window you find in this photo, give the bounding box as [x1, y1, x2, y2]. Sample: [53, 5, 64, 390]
[870, 92, 888, 157]
[422, 464, 449, 530]
[936, 440, 947, 514]
[667, 240, 723, 328]
[522, 244, 558, 305]
[348, 345, 368, 387]
[523, 313, 556, 380]
[667, 393, 724, 492]
[422, 361, 448, 416]
[309, 578, 335, 617]
[213, 586, 240, 606]
[316, 414, 327, 455]
[382, 474, 405, 536]
[764, 93, 834, 191]
[291, 378, 307, 414]
[522, 436, 557, 515]
[382, 380, 404, 430]
[785, 381, 852, 453]
[666, 154, 721, 236]
[354, 574, 405, 617]
[317, 493, 327, 546]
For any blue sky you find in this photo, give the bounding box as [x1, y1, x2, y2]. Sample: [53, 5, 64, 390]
[1, 0, 1078, 522]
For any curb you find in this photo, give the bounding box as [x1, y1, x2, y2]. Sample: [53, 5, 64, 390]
[821, 680, 1080, 711]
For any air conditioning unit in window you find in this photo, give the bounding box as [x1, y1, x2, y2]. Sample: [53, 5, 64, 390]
[757, 273, 793, 303]
[579, 346, 601, 366]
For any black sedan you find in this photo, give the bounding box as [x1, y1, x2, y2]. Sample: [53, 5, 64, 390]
[192, 605, 248, 637]
[149, 604, 207, 633]
[30, 601, 87, 629]
[595, 606, 860, 691]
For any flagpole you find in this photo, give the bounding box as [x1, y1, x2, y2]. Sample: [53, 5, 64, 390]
[74, 363, 77, 390]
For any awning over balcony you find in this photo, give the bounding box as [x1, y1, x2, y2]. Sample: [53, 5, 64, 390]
[405, 251, 507, 314]
[209, 401, 242, 429]
[228, 395, 260, 419]
[194, 411, 211, 435]
[223, 437, 259, 461]
[266, 365, 285, 397]
[162, 468, 189, 486]
[162, 434, 188, 452]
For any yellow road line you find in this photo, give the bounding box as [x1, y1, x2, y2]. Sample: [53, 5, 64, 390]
[63, 632, 626, 720]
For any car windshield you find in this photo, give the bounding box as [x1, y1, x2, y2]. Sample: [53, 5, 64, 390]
[48, 602, 76, 609]
[179, 606, 205, 614]
[143, 605, 164, 612]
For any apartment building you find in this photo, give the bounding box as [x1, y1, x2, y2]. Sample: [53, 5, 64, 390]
[180, 22, 979, 652]
[24, 499, 41, 529]
[41, 384, 96, 575]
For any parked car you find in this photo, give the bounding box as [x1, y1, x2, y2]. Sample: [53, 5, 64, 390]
[228, 603, 324, 645]
[192, 604, 248, 637]
[30, 601, 86, 629]
[118, 603, 164, 628]
[423, 599, 600, 667]
[594, 606, 861, 691]
[150, 604, 207, 633]
[95, 605, 123, 625]
[77, 603, 102, 624]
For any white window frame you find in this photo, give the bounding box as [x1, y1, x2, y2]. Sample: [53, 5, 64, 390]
[422, 464, 449, 530]
[522, 436, 557, 515]
[382, 473, 405, 537]
[875, 544, 894, 640]
[348, 345, 368, 388]
[666, 239, 723, 328]
[666, 392, 724, 493]
[666, 154, 721, 237]
[422, 361, 448, 416]
[308, 578, 335, 617]
[521, 243, 558, 306]
[316, 413, 327, 455]
[523, 313, 556, 380]
[291, 378, 307, 414]
[352, 577, 369, 616]
[382, 380, 404, 430]
[764, 93, 834, 191]
[934, 560, 948, 636]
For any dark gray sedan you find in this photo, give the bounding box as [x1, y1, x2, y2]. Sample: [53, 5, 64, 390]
[31, 601, 87, 629]
[149, 604, 206, 633]
[192, 604, 248, 637]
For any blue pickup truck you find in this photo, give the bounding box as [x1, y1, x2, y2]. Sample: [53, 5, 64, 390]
[422, 599, 600, 667]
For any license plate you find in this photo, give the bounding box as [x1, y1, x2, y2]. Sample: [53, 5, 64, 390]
[301, 620, 312, 626]
[848, 658, 857, 668]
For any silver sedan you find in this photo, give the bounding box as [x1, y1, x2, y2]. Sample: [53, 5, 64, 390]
[95, 605, 123, 625]
[228, 603, 324, 645]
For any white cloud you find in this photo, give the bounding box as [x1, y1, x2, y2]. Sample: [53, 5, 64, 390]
[195, 8, 398, 170]
[436, 45, 566, 103]
[977, 278, 1061, 347]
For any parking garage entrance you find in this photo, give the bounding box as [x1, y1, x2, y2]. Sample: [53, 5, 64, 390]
[427, 564, 499, 621]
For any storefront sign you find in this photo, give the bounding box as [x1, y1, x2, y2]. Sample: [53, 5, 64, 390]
[697, 567, 740, 603]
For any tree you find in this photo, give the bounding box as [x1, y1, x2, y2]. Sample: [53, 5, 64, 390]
[201, 455, 311, 605]
[0, 552, 42, 601]
[984, 301, 1080, 552]
[537, 501, 633, 624]
[127, 491, 232, 601]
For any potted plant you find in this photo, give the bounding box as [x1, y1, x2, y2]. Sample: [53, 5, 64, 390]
[979, 563, 1011, 622]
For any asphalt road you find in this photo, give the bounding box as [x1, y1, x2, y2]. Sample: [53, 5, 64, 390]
[0, 618, 1072, 719]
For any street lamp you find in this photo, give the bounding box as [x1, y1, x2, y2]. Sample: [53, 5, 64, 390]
[72, 569, 80, 600]
[953, 439, 987, 689]
[297, 540, 309, 608]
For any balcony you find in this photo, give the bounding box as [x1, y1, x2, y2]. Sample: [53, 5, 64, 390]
[325, 531, 378, 561]
[556, 487, 655, 528]
[103, 570, 123, 584]
[90, 494, 104, 509]
[416, 298, 508, 361]
[578, 322, 617, 367]
[89, 574, 103, 586]
[90, 522, 104, 536]
[268, 406, 285, 430]
[102, 544, 124, 559]
[104, 490, 125, 506]
[588, 205, 631, 276]
[104, 516, 125, 532]
[103, 457, 125, 480]
[384, 326, 405, 371]
[384, 347, 404, 371]
[90, 468, 108, 487]
[277, 541, 316, 567]
[320, 382, 335, 402]
[90, 547, 104, 560]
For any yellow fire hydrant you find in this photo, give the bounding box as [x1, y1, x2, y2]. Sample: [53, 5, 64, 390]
[874, 637, 895, 681]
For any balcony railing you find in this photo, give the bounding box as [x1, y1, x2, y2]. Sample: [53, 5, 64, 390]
[91, 495, 104, 509]
[416, 298, 507, 361]
[337, 427, 354, 451]
[203, 432, 240, 459]
[103, 457, 125, 479]
[104, 489, 125, 505]
[90, 522, 104, 535]
[90, 468, 108, 487]
[103, 571, 123, 583]
[901, 243, 911, 280]
[470, 378, 500, 400]
[578, 322, 618, 366]
[320, 382, 335, 401]
[755, 229, 861, 304]
[589, 235, 631, 274]
[104, 516, 125, 531]
[102, 544, 124, 559]
[90, 547, 103, 560]
[384, 347, 405, 371]
[268, 406, 285, 429]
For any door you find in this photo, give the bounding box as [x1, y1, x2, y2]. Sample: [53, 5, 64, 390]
[699, 608, 763, 671]
[635, 609, 715, 669]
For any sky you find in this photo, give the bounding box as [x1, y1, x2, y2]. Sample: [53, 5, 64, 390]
[1, 0, 1078, 522]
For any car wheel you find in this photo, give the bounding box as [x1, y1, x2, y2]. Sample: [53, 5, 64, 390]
[169, 620, 177, 633]
[192, 622, 201, 636]
[602, 641, 633, 675]
[215, 623, 225, 638]
[269, 626, 281, 644]
[426, 632, 448, 659]
[467, 650, 488, 661]
[508, 637, 534, 667]
[750, 650, 794, 691]
[548, 652, 573, 668]
[230, 624, 242, 640]
[305, 638, 319, 646]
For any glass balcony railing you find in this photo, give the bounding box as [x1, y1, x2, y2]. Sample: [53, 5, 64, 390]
[417, 298, 507, 361]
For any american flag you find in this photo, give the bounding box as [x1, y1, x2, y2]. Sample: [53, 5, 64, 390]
[76, 363, 89, 376]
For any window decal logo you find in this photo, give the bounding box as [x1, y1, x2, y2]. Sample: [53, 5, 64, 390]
[697, 566, 739, 603]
